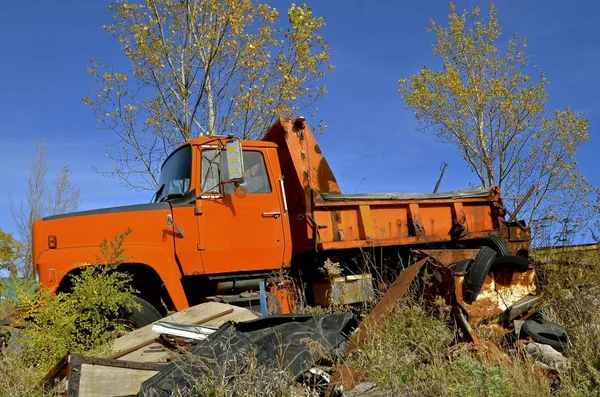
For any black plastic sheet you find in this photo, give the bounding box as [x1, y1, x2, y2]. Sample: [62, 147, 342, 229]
[138, 313, 358, 396]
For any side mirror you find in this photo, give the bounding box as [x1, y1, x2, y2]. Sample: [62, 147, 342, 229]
[226, 139, 244, 182]
[234, 180, 248, 198]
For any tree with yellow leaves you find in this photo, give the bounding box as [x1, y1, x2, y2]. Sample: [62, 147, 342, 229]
[84, 0, 332, 190]
[399, 3, 593, 245]
[0, 229, 22, 277]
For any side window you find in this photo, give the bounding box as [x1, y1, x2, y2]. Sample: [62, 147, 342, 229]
[200, 150, 271, 194]
[243, 151, 271, 194]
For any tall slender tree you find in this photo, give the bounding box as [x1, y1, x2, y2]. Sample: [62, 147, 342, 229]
[398, 3, 592, 245]
[10, 142, 80, 276]
[84, 0, 332, 190]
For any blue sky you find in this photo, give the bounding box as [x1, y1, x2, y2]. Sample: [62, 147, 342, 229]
[0, 0, 599, 237]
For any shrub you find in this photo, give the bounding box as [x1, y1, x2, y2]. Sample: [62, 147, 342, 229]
[6, 229, 139, 375]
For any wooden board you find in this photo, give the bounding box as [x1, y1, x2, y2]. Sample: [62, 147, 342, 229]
[78, 364, 160, 397]
[111, 302, 259, 362]
[66, 355, 166, 397]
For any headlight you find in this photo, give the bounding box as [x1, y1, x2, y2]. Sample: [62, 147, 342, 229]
[34, 268, 40, 283]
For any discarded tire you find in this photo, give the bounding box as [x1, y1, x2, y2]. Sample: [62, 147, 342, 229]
[521, 318, 568, 353]
[448, 259, 472, 273]
[491, 256, 530, 272]
[463, 246, 497, 303]
[124, 296, 163, 330]
[483, 235, 510, 257]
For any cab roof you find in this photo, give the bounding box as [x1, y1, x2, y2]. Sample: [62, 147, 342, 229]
[183, 135, 278, 149]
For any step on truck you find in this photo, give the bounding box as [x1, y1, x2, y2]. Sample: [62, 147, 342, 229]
[32, 117, 530, 326]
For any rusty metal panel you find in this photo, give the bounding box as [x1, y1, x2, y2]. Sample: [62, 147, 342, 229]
[318, 232, 492, 251]
[455, 269, 538, 320]
[371, 206, 409, 240]
[352, 258, 428, 346]
[326, 365, 369, 396]
[463, 202, 495, 233]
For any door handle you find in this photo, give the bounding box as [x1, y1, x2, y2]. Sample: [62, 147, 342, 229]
[167, 214, 185, 237]
[262, 211, 281, 219]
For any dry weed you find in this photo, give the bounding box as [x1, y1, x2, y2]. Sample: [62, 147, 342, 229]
[170, 340, 298, 397]
[348, 300, 552, 396]
[0, 353, 44, 397]
[537, 254, 600, 395]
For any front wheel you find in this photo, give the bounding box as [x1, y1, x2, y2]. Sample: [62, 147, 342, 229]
[120, 296, 163, 331]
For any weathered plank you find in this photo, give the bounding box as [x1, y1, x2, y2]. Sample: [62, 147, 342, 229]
[111, 302, 259, 362]
[77, 364, 160, 397]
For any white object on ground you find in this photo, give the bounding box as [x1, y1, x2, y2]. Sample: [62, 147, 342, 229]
[524, 342, 570, 371]
[151, 321, 218, 341]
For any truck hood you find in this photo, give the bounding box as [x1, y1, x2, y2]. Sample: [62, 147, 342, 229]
[33, 202, 173, 266]
[42, 202, 170, 222]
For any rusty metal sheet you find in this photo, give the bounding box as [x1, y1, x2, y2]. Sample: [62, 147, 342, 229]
[453, 306, 481, 345]
[455, 268, 538, 320]
[326, 365, 369, 396]
[352, 257, 428, 347]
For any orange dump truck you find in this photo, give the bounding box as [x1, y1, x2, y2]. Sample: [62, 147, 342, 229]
[32, 117, 529, 326]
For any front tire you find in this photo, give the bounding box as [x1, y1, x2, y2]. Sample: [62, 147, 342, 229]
[122, 296, 163, 331]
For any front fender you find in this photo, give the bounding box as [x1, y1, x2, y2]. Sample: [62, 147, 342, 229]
[36, 244, 189, 311]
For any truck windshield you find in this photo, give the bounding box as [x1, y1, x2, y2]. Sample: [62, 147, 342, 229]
[155, 145, 192, 202]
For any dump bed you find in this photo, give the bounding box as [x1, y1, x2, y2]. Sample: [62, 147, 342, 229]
[262, 117, 529, 257]
[313, 188, 499, 251]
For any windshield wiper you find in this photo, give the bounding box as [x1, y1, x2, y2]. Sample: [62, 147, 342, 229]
[152, 184, 166, 203]
[159, 193, 185, 203]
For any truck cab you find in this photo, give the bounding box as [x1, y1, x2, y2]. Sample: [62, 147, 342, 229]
[32, 129, 296, 318]
[162, 136, 292, 281]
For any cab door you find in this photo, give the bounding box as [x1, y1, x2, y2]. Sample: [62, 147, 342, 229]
[197, 148, 286, 275]
[165, 145, 205, 275]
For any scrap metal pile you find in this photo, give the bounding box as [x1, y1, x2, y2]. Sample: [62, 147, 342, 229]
[40, 243, 567, 396]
